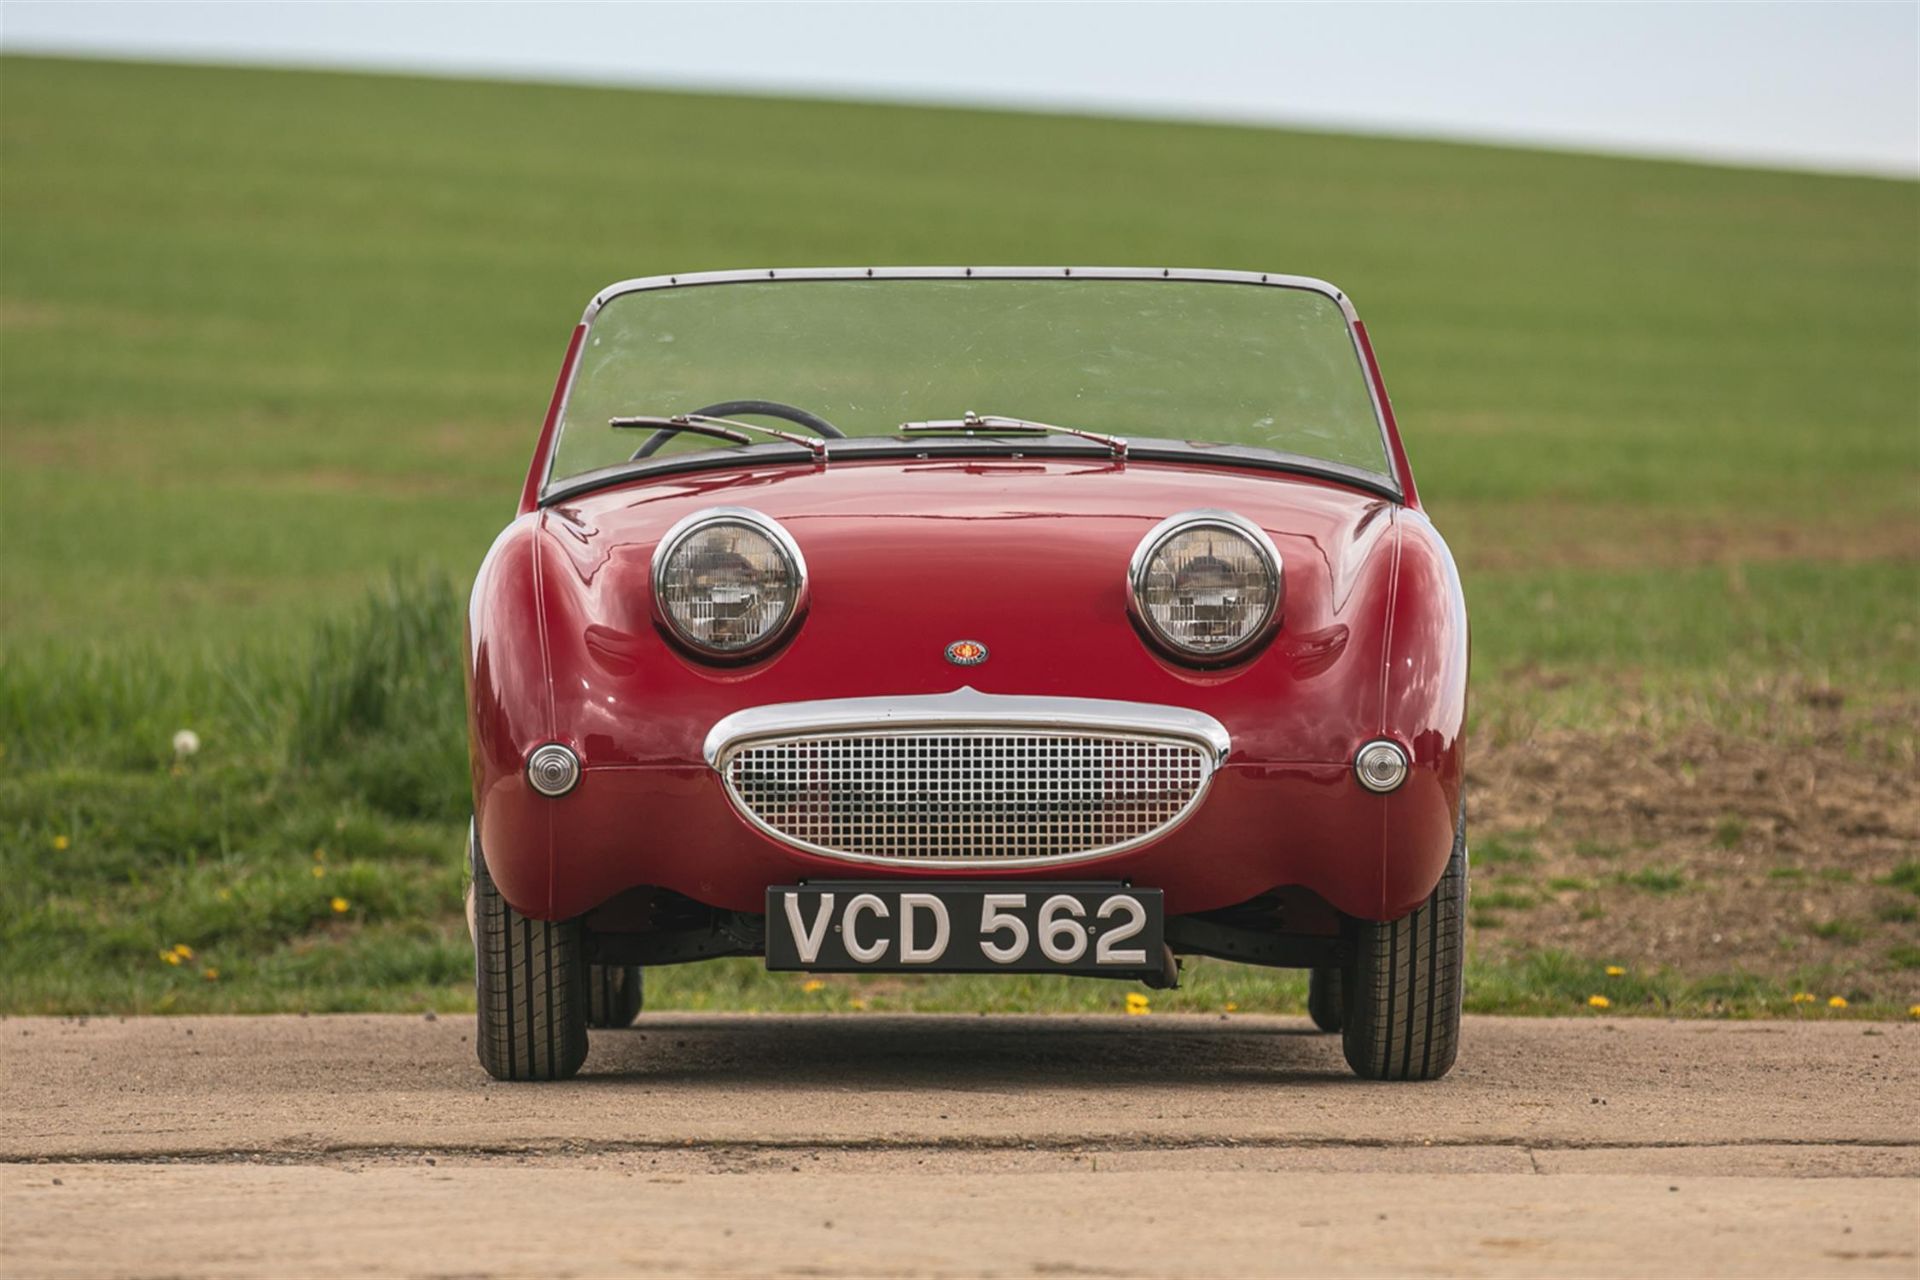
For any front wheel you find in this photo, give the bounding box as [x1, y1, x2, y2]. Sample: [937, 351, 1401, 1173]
[1340, 810, 1467, 1081]
[471, 830, 589, 1081]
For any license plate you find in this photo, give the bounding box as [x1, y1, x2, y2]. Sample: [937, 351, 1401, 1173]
[765, 882, 1164, 975]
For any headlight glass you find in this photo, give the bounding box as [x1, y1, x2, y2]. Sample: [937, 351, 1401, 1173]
[1132, 514, 1280, 658]
[655, 511, 804, 656]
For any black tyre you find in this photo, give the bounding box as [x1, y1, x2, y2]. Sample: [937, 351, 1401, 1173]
[1307, 966, 1343, 1032]
[1340, 810, 1467, 1081]
[472, 831, 589, 1081]
[587, 964, 644, 1028]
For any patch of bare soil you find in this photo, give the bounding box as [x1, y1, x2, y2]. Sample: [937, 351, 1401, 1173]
[1467, 697, 1919, 997]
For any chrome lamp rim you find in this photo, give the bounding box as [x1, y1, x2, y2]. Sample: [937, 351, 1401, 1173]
[649, 505, 809, 660]
[1127, 508, 1284, 662]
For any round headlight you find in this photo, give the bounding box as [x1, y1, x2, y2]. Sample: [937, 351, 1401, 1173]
[652, 507, 806, 657]
[1129, 511, 1281, 660]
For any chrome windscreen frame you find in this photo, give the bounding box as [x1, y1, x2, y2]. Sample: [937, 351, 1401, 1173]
[703, 688, 1233, 868]
[537, 266, 1402, 504]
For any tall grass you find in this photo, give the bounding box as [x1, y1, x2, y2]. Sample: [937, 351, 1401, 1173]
[291, 569, 469, 822]
[0, 571, 473, 1012]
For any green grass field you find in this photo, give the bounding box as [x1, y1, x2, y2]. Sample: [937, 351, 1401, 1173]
[3, 56, 1916, 1019]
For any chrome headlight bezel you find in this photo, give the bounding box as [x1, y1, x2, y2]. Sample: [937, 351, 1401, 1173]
[1128, 509, 1283, 663]
[650, 506, 808, 661]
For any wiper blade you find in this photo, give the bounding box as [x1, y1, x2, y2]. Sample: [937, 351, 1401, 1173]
[896, 410, 1128, 459]
[609, 413, 828, 459]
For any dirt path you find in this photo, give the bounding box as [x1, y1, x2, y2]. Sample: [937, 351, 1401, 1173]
[2, 1014, 1915, 1277]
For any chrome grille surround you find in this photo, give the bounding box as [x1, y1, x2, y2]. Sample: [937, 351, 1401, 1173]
[705, 689, 1229, 867]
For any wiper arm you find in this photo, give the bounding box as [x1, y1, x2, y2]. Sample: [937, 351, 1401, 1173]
[609, 413, 828, 459]
[896, 410, 1128, 459]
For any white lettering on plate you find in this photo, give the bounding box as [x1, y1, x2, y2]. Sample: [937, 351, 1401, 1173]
[782, 892, 836, 965]
[843, 893, 891, 963]
[898, 893, 951, 964]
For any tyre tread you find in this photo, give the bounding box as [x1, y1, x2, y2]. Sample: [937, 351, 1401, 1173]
[472, 834, 588, 1081]
[588, 964, 644, 1028]
[1341, 809, 1467, 1081]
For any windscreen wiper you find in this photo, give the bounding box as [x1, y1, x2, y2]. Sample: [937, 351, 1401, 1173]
[896, 410, 1129, 459]
[609, 413, 829, 459]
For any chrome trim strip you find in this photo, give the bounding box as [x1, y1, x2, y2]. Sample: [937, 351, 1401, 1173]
[582, 266, 1358, 325]
[705, 688, 1231, 868]
[541, 267, 1398, 503]
[703, 687, 1231, 768]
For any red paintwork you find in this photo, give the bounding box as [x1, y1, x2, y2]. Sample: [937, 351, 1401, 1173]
[468, 299, 1467, 935]
[518, 324, 585, 516]
[1354, 321, 1419, 511]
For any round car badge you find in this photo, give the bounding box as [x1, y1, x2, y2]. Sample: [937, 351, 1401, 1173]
[944, 639, 989, 666]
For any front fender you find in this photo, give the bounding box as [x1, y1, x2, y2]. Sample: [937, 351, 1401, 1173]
[1376, 509, 1469, 917]
[467, 513, 558, 915]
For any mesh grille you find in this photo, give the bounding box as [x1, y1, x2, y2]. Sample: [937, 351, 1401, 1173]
[721, 729, 1210, 863]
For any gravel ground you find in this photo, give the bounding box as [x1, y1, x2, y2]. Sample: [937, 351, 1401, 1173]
[1, 1013, 1915, 1277]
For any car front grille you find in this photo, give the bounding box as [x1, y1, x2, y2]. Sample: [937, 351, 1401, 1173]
[718, 728, 1214, 865]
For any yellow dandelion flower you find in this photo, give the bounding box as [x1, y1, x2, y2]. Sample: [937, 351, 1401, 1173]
[172, 943, 194, 959]
[201, 968, 219, 982]
[329, 896, 349, 914]
[1908, 1005, 1919, 1019]
[1604, 965, 1626, 977]
[801, 978, 826, 993]
[215, 888, 232, 902]
[311, 865, 326, 878]
[1791, 992, 1816, 1004]
[1587, 994, 1611, 1009]
[1125, 992, 1151, 1016]
[1224, 1002, 1238, 1012]
[1827, 995, 1847, 1009]
[52, 834, 70, 851]
[161, 951, 182, 966]
[849, 997, 868, 1011]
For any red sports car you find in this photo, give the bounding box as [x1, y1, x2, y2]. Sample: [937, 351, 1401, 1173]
[465, 268, 1468, 1081]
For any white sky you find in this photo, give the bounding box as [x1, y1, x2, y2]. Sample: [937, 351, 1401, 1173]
[3, 1, 1916, 177]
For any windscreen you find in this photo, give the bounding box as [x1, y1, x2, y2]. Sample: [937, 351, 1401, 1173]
[550, 275, 1389, 486]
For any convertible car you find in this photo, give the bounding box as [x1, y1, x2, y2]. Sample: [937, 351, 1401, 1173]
[465, 268, 1468, 1082]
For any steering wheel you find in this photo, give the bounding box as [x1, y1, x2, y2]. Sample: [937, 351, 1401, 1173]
[629, 399, 846, 460]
